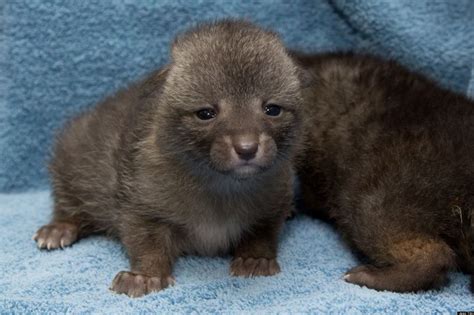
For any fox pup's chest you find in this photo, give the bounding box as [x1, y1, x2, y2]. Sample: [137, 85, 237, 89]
[185, 213, 248, 256]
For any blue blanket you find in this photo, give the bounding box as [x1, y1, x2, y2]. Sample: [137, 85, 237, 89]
[0, 191, 471, 313]
[1, 0, 473, 313]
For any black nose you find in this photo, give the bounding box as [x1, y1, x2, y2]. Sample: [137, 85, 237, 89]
[234, 141, 259, 161]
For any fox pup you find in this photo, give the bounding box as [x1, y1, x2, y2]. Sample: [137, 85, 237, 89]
[34, 20, 306, 297]
[297, 52, 474, 293]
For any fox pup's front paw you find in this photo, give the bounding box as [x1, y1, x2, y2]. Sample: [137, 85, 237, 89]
[230, 257, 280, 277]
[110, 271, 175, 298]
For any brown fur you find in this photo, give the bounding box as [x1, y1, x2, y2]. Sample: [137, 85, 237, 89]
[296, 52, 474, 293]
[33, 20, 306, 297]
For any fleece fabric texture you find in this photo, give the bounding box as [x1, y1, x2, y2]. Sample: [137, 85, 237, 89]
[0, 0, 473, 313]
[1, 0, 474, 191]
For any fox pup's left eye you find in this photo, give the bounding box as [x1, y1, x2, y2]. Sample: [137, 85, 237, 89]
[264, 104, 282, 117]
[196, 108, 217, 120]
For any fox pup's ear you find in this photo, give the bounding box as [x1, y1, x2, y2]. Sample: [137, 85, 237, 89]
[157, 65, 170, 78]
[288, 50, 314, 88]
[140, 65, 171, 98]
[296, 67, 313, 89]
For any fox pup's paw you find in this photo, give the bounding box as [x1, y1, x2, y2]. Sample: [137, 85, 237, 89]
[230, 257, 280, 277]
[110, 271, 175, 298]
[33, 222, 78, 250]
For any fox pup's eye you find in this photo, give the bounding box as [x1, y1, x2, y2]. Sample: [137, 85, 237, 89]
[264, 104, 282, 117]
[196, 108, 217, 120]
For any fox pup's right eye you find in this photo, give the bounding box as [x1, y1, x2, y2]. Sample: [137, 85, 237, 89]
[264, 104, 282, 117]
[196, 108, 217, 120]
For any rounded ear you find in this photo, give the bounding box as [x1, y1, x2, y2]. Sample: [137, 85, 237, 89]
[140, 65, 171, 98]
[288, 50, 314, 88]
[296, 67, 313, 89]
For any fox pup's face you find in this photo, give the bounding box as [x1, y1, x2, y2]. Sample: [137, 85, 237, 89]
[156, 22, 304, 179]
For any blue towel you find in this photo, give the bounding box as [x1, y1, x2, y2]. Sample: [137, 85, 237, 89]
[1, 1, 473, 313]
[0, 191, 472, 313]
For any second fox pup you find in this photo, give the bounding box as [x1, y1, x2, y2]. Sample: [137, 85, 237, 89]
[33, 20, 305, 297]
[297, 52, 474, 293]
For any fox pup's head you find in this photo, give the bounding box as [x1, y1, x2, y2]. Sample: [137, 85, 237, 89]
[155, 20, 305, 180]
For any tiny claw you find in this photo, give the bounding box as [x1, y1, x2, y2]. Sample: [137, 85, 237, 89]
[167, 276, 176, 286]
[37, 239, 45, 249]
